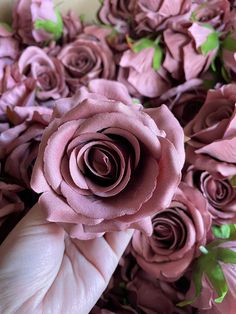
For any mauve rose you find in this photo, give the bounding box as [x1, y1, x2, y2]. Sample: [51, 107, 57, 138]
[0, 106, 52, 188]
[0, 76, 36, 122]
[184, 166, 236, 224]
[185, 84, 236, 177]
[126, 268, 174, 314]
[58, 26, 115, 93]
[13, 0, 63, 44]
[62, 11, 82, 44]
[0, 24, 19, 83]
[98, 0, 136, 33]
[152, 79, 206, 127]
[0, 181, 24, 227]
[163, 22, 219, 81]
[134, 0, 191, 33]
[18, 46, 68, 101]
[118, 47, 170, 98]
[31, 82, 184, 240]
[131, 182, 211, 281]
[186, 241, 236, 314]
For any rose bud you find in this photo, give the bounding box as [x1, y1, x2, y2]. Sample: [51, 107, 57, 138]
[118, 37, 170, 98]
[0, 23, 19, 82]
[31, 81, 185, 240]
[13, 0, 64, 45]
[134, 0, 191, 34]
[58, 26, 116, 93]
[221, 31, 236, 81]
[163, 22, 220, 81]
[0, 76, 36, 122]
[185, 166, 236, 224]
[131, 182, 211, 281]
[62, 10, 83, 44]
[0, 106, 52, 188]
[183, 225, 236, 314]
[18, 46, 69, 101]
[185, 84, 236, 177]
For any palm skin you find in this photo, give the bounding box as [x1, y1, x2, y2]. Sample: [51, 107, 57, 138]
[0, 204, 133, 314]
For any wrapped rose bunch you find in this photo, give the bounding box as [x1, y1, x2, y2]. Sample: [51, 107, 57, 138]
[31, 80, 185, 239]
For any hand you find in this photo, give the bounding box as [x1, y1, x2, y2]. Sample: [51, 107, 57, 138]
[0, 204, 133, 314]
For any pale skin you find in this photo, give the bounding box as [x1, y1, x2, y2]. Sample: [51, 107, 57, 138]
[0, 204, 133, 314]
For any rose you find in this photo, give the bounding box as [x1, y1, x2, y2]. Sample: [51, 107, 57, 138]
[163, 22, 219, 81]
[31, 81, 184, 240]
[18, 46, 68, 101]
[0, 106, 52, 188]
[13, 0, 63, 44]
[58, 26, 116, 93]
[186, 241, 236, 314]
[0, 74, 36, 122]
[184, 166, 236, 224]
[118, 47, 170, 98]
[131, 182, 211, 281]
[151, 79, 206, 127]
[190, 0, 230, 31]
[185, 84, 236, 177]
[134, 0, 191, 33]
[0, 23, 19, 83]
[62, 11, 82, 44]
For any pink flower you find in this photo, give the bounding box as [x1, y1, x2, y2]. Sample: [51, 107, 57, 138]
[31, 82, 184, 240]
[131, 183, 211, 281]
[62, 11, 82, 44]
[118, 47, 170, 98]
[58, 26, 116, 93]
[185, 84, 236, 177]
[185, 166, 236, 224]
[13, 0, 63, 44]
[163, 22, 219, 81]
[0, 106, 52, 188]
[134, 0, 191, 33]
[18, 46, 68, 101]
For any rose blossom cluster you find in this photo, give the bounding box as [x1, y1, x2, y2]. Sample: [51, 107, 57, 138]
[1, 0, 236, 313]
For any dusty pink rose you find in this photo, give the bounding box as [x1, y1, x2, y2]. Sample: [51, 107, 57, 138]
[18, 46, 68, 101]
[131, 182, 211, 281]
[31, 82, 184, 240]
[163, 22, 219, 81]
[0, 76, 36, 122]
[98, 0, 136, 33]
[0, 181, 24, 227]
[126, 268, 174, 313]
[13, 0, 63, 44]
[62, 11, 82, 44]
[185, 84, 236, 177]
[0, 106, 52, 188]
[134, 0, 191, 33]
[118, 47, 170, 98]
[58, 26, 115, 93]
[152, 79, 206, 127]
[184, 166, 236, 224]
[186, 241, 236, 314]
[0, 23, 19, 83]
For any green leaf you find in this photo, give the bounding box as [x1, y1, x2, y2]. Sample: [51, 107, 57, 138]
[200, 31, 219, 55]
[205, 261, 228, 303]
[133, 38, 154, 53]
[190, 11, 197, 22]
[34, 8, 63, 41]
[221, 66, 230, 83]
[217, 247, 236, 264]
[152, 45, 163, 70]
[222, 36, 236, 52]
[212, 225, 231, 239]
[230, 175, 236, 187]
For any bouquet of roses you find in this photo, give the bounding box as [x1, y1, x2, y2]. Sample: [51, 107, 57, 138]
[1, 0, 236, 313]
